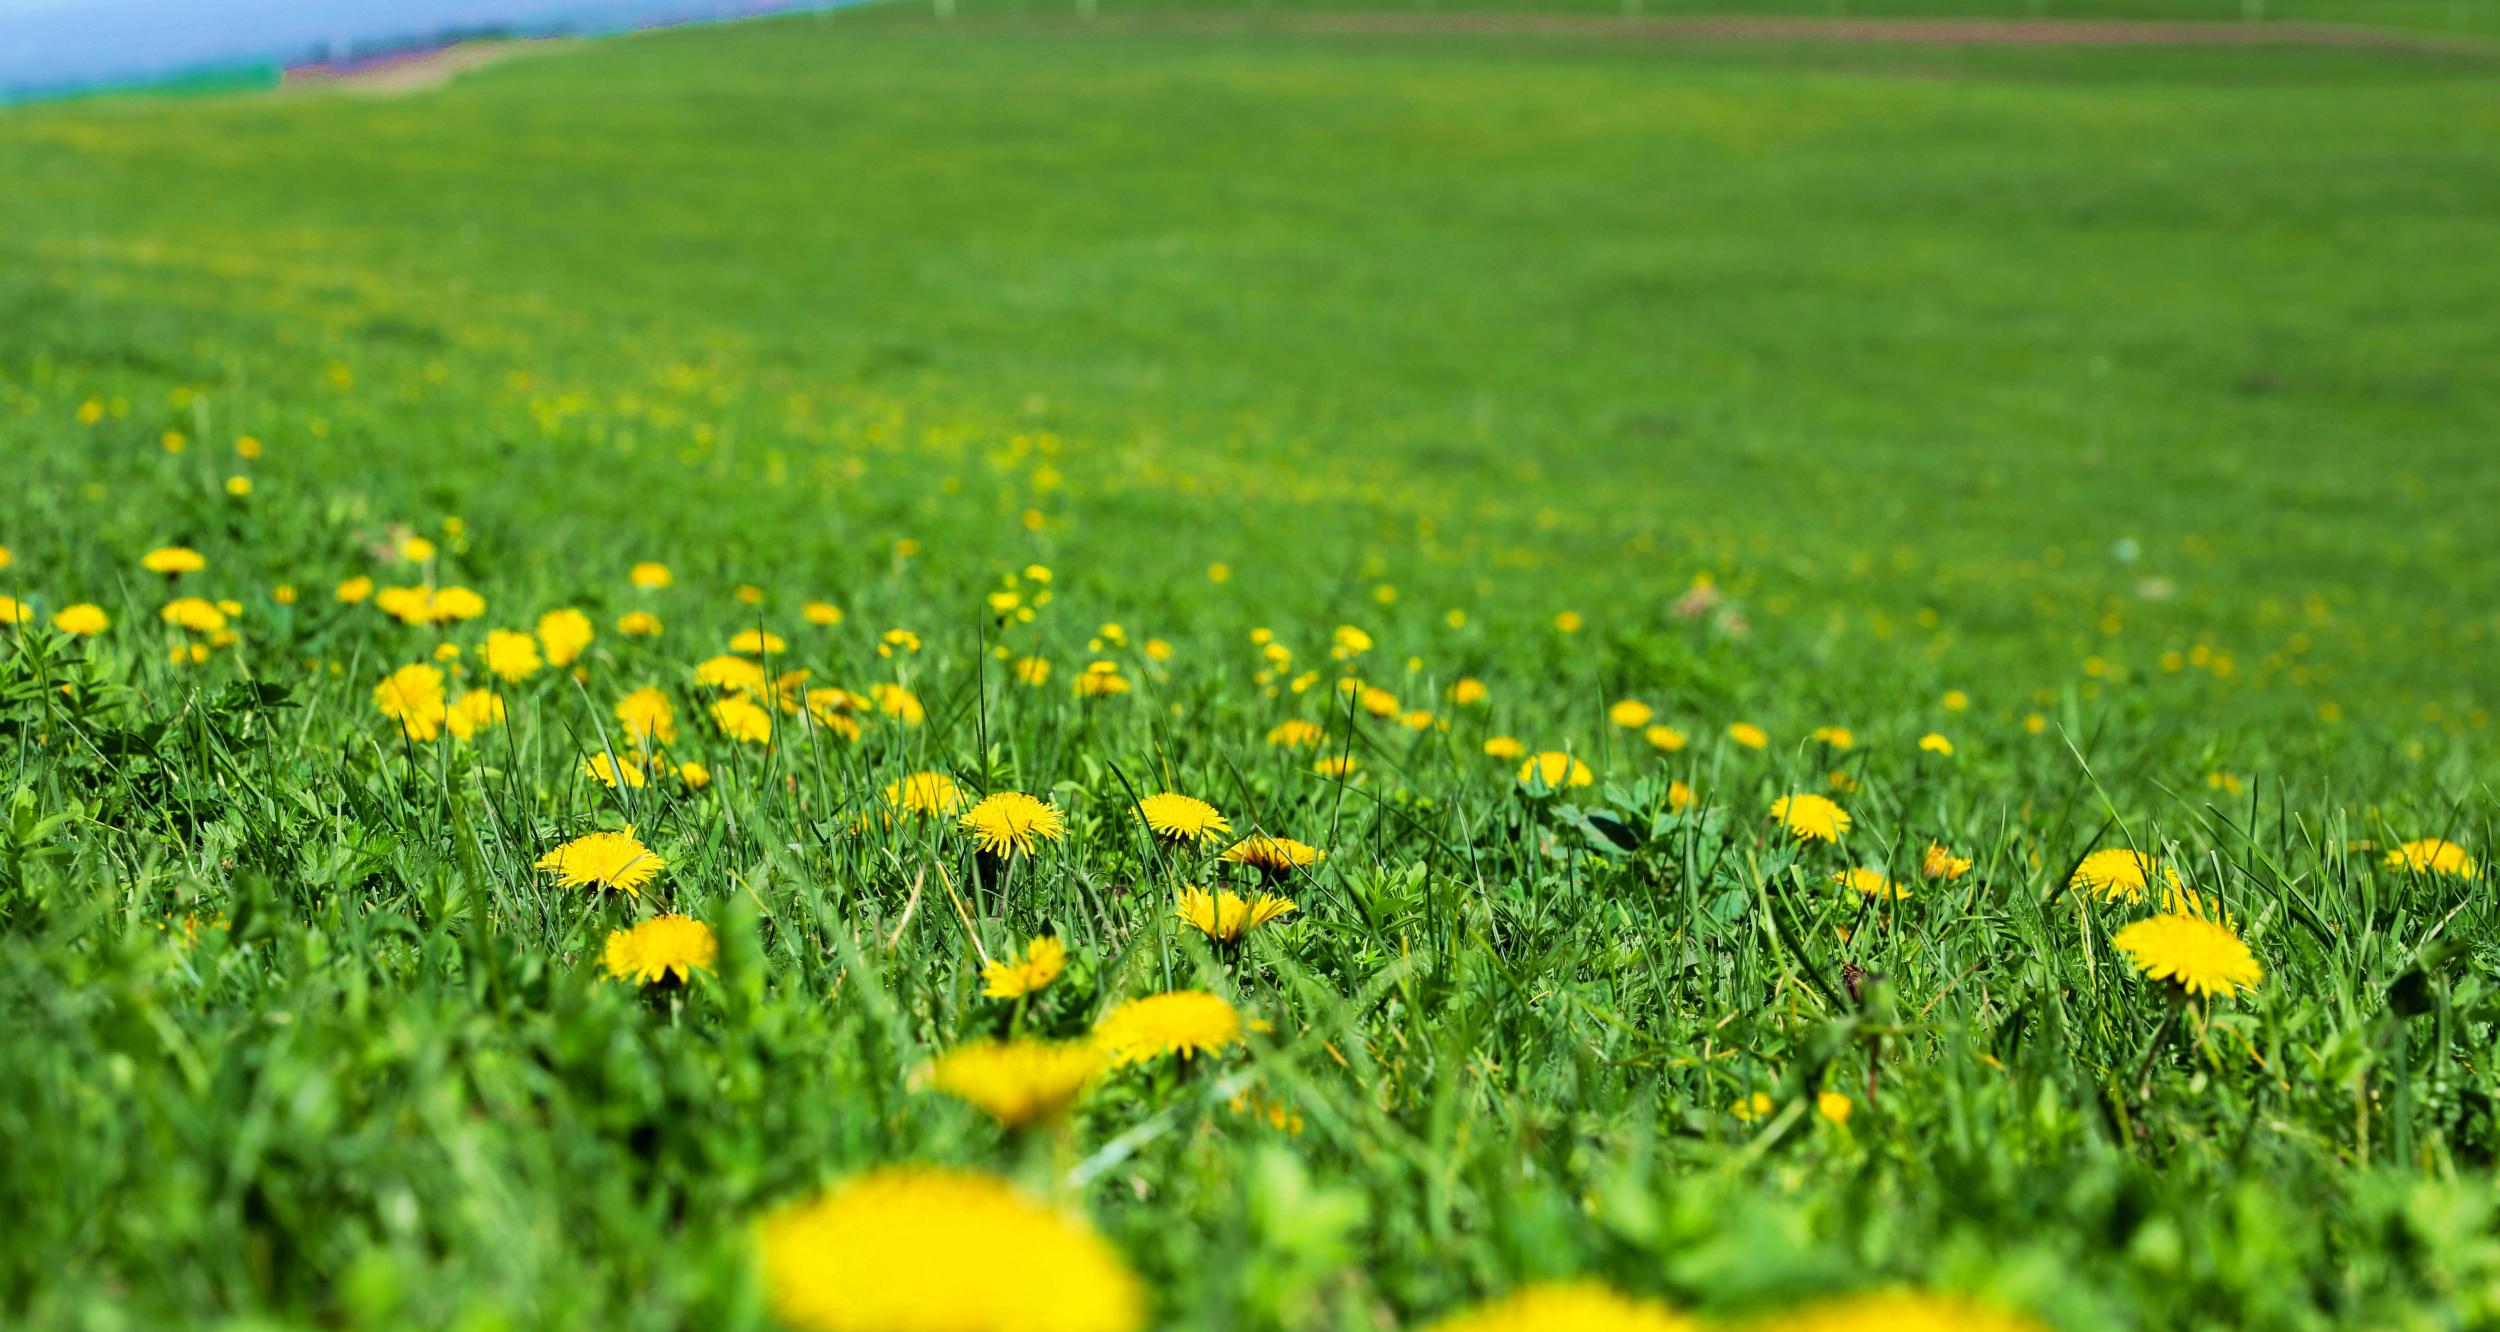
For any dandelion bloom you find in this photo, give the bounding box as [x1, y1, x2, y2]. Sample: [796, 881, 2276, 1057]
[759, 1168, 1143, 1332]
[52, 603, 108, 636]
[629, 561, 672, 589]
[1426, 1282, 1693, 1332]
[803, 600, 843, 626]
[484, 629, 543, 684]
[1074, 662, 1130, 698]
[1770, 793, 1849, 842]
[1013, 656, 1052, 686]
[1727, 722, 1768, 750]
[711, 695, 774, 745]
[1812, 726, 1855, 750]
[1451, 678, 1488, 706]
[1221, 834, 1325, 878]
[872, 682, 925, 724]
[1919, 732, 1955, 756]
[1266, 718, 1325, 749]
[0, 597, 32, 626]
[1836, 868, 1907, 901]
[616, 687, 677, 748]
[535, 829, 664, 896]
[2385, 838, 2476, 879]
[1643, 724, 1687, 753]
[1517, 752, 1594, 790]
[430, 586, 486, 622]
[981, 936, 1068, 998]
[1176, 886, 1297, 943]
[923, 1039, 1103, 1128]
[1483, 735, 1525, 762]
[1095, 990, 1245, 1065]
[616, 610, 663, 637]
[1668, 780, 1695, 812]
[696, 654, 770, 694]
[444, 689, 505, 741]
[2068, 848, 2181, 903]
[730, 628, 786, 656]
[676, 761, 711, 789]
[1138, 792, 1229, 843]
[2114, 913, 2262, 1000]
[335, 576, 375, 604]
[1730, 1092, 1776, 1121]
[536, 607, 593, 666]
[1817, 1091, 1854, 1126]
[1921, 843, 1974, 880]
[161, 597, 228, 633]
[886, 771, 964, 818]
[1314, 754, 1362, 779]
[141, 546, 205, 575]
[602, 915, 717, 985]
[372, 663, 449, 741]
[581, 752, 648, 789]
[1774, 1292, 2044, 1332]
[1609, 699, 1655, 729]
[960, 792, 1067, 859]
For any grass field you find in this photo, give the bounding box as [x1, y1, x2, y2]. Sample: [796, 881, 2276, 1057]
[4, 5, 2500, 1330]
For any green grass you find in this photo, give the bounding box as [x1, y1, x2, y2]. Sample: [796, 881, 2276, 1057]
[4, 7, 2500, 1330]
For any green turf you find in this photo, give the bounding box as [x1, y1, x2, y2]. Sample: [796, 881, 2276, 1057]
[3, 8, 2499, 1331]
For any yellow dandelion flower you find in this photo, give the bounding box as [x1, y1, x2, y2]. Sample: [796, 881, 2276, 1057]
[1727, 722, 1768, 750]
[885, 771, 963, 817]
[873, 682, 925, 724]
[1314, 754, 1362, 779]
[1138, 793, 1229, 843]
[1518, 751, 1594, 790]
[1731, 1092, 1776, 1121]
[676, 759, 712, 789]
[52, 603, 108, 636]
[1426, 1281, 1693, 1332]
[1817, 1091, 1854, 1126]
[2114, 913, 2261, 1000]
[335, 575, 375, 604]
[629, 561, 672, 589]
[1221, 834, 1325, 879]
[484, 628, 543, 684]
[803, 600, 843, 626]
[982, 936, 1068, 998]
[695, 653, 769, 694]
[581, 751, 648, 789]
[960, 792, 1066, 859]
[1770, 793, 1850, 842]
[536, 607, 593, 666]
[1484, 735, 1526, 762]
[1451, 678, 1489, 706]
[1014, 655, 1052, 686]
[730, 628, 785, 656]
[1836, 867, 1907, 901]
[1554, 611, 1583, 633]
[1074, 661, 1130, 698]
[141, 546, 205, 575]
[2068, 848, 2181, 903]
[372, 663, 449, 741]
[1919, 732, 1954, 756]
[0, 596, 32, 626]
[1266, 718, 1325, 749]
[1609, 699, 1655, 729]
[1176, 887, 1297, 943]
[617, 610, 663, 637]
[1812, 726, 1856, 750]
[923, 1040, 1103, 1128]
[430, 586, 486, 622]
[1668, 779, 1695, 811]
[1921, 843, 1974, 880]
[616, 687, 676, 748]
[1643, 724, 1687, 753]
[535, 829, 664, 896]
[444, 689, 505, 741]
[2385, 838, 2476, 879]
[710, 694, 774, 745]
[400, 536, 437, 562]
[602, 914, 716, 985]
[759, 1168, 1143, 1332]
[161, 597, 228, 633]
[1773, 1291, 2045, 1332]
[1095, 990, 1244, 1066]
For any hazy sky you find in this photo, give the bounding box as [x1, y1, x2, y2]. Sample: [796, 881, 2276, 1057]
[0, 0, 838, 95]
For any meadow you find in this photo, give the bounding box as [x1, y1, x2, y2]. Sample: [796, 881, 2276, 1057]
[2, 4, 2499, 1329]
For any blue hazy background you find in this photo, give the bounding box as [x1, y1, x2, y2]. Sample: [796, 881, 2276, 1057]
[0, 0, 844, 98]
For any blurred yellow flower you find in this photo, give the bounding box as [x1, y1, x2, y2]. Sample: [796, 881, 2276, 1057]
[981, 935, 1067, 999]
[1770, 793, 1849, 842]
